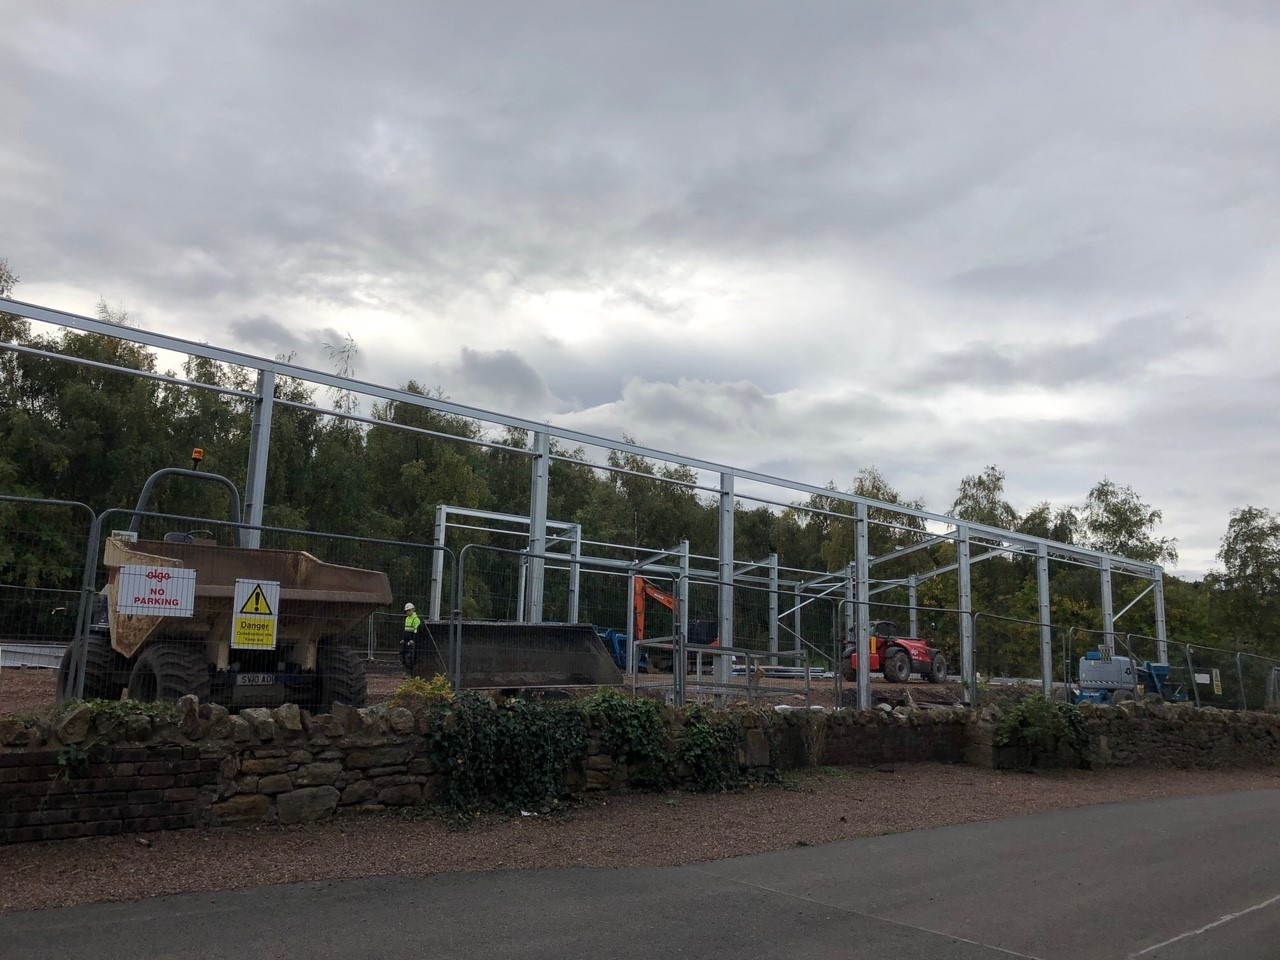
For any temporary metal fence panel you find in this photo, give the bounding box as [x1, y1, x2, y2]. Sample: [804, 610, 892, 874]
[972, 612, 1044, 682]
[0, 496, 95, 646]
[1238, 651, 1280, 711]
[0, 496, 96, 715]
[1183, 642, 1244, 711]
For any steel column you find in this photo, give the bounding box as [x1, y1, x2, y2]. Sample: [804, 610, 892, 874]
[242, 369, 275, 549]
[1153, 570, 1168, 664]
[568, 523, 582, 623]
[1100, 557, 1115, 653]
[525, 431, 550, 622]
[716, 472, 735, 694]
[429, 505, 447, 620]
[767, 551, 779, 664]
[1037, 542, 1052, 695]
[676, 540, 690, 707]
[793, 584, 802, 655]
[957, 524, 975, 701]
[908, 575, 919, 638]
[855, 502, 872, 710]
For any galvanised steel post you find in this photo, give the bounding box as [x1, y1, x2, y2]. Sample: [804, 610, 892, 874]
[1152, 570, 1168, 664]
[1185, 644, 1201, 708]
[242, 369, 275, 550]
[524, 430, 550, 623]
[1100, 557, 1115, 653]
[568, 523, 582, 623]
[957, 524, 975, 702]
[843, 565, 856, 707]
[429, 505, 447, 621]
[1236, 652, 1247, 711]
[855, 502, 872, 711]
[793, 584, 802, 658]
[677, 542, 690, 707]
[716, 472, 735, 697]
[1037, 542, 1052, 695]
[908, 574, 918, 639]
[767, 551, 779, 665]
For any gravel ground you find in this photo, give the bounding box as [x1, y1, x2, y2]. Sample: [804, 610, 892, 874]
[2, 765, 1277, 914]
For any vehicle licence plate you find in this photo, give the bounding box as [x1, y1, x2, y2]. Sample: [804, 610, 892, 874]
[237, 673, 275, 686]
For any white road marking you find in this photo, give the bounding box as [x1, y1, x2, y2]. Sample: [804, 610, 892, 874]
[1126, 892, 1280, 958]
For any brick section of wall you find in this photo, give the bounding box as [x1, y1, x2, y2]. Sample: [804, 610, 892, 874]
[0, 745, 218, 843]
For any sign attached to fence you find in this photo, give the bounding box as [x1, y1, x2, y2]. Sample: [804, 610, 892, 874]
[117, 565, 196, 617]
[231, 579, 280, 649]
[1212, 668, 1222, 696]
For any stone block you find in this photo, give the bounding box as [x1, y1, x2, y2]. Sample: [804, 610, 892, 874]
[212, 793, 271, 825]
[273, 703, 304, 735]
[340, 781, 377, 805]
[345, 746, 410, 769]
[258, 774, 294, 794]
[293, 762, 342, 787]
[240, 708, 276, 741]
[277, 786, 339, 825]
[377, 783, 423, 806]
[241, 757, 287, 775]
[385, 708, 413, 735]
[56, 704, 94, 745]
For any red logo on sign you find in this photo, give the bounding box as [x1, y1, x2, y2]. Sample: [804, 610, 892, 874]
[145, 569, 173, 583]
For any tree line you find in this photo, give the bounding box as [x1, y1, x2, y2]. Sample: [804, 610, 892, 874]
[3, 258, 1278, 666]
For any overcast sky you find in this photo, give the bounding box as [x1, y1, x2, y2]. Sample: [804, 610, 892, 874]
[4, 1, 1279, 577]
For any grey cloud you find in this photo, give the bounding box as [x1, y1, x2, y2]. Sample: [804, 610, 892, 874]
[5, 1, 1280, 578]
[912, 314, 1221, 389]
[226, 316, 301, 356]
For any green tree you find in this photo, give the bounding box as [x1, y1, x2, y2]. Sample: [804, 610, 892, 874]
[950, 465, 1018, 529]
[1078, 479, 1177, 565]
[1211, 506, 1280, 651]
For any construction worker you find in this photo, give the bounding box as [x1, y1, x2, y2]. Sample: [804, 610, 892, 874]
[401, 602, 421, 676]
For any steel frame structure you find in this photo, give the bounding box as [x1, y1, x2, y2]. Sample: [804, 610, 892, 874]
[0, 296, 1169, 707]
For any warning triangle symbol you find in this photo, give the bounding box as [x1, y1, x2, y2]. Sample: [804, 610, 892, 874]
[240, 584, 273, 615]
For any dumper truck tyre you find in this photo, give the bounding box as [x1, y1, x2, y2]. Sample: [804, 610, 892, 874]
[926, 651, 947, 684]
[126, 642, 211, 703]
[56, 632, 128, 702]
[883, 647, 911, 683]
[315, 640, 367, 712]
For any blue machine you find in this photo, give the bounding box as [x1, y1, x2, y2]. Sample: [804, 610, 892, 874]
[595, 627, 647, 672]
[1072, 650, 1188, 704]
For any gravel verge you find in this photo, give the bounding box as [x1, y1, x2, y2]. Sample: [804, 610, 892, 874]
[3, 764, 1276, 914]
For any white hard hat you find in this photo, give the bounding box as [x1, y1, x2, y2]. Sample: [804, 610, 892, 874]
[404, 602, 415, 611]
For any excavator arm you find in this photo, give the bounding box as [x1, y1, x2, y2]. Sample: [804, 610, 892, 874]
[633, 576, 676, 643]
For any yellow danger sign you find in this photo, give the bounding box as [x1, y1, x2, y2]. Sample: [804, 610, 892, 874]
[239, 584, 274, 616]
[232, 579, 280, 650]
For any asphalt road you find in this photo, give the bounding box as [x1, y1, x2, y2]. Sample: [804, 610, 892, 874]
[3, 790, 1277, 960]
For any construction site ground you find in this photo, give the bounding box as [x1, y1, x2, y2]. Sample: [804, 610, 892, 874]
[0, 662, 964, 718]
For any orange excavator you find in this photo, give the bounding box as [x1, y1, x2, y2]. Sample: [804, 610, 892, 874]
[632, 576, 718, 672]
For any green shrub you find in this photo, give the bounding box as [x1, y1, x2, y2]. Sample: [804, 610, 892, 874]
[425, 692, 588, 814]
[678, 703, 743, 791]
[580, 688, 669, 790]
[390, 674, 454, 709]
[994, 696, 1090, 767]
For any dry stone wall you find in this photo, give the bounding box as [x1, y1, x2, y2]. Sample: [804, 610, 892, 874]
[3, 695, 1277, 844]
[966, 701, 1280, 769]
